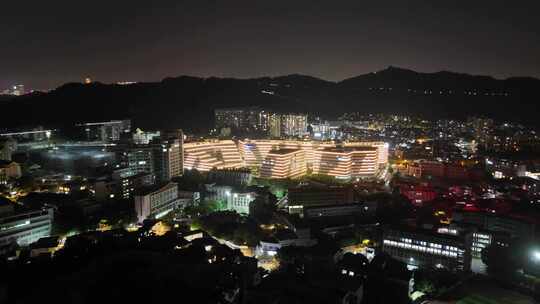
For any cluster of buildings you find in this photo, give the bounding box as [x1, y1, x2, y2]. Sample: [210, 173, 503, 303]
[214, 107, 308, 138]
[405, 160, 470, 180]
[114, 129, 184, 184]
[379, 205, 540, 273]
[184, 139, 388, 179]
[76, 119, 131, 142]
[2, 109, 540, 293]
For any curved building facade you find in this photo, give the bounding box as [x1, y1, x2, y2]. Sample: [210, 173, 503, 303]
[183, 139, 388, 179]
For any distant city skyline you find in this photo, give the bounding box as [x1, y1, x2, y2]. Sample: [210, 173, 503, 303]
[2, 1, 540, 90]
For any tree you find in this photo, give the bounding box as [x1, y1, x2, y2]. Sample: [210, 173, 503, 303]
[415, 279, 436, 295]
[338, 253, 370, 277]
[249, 197, 276, 224]
[207, 199, 226, 212]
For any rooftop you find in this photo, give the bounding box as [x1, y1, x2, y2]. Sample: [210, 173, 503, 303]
[135, 182, 177, 196]
[0, 160, 17, 167]
[321, 146, 377, 153]
[268, 148, 302, 155]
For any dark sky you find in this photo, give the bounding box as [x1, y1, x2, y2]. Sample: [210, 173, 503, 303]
[2, 1, 539, 90]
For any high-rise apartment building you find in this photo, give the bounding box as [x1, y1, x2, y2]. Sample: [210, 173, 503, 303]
[214, 106, 269, 134]
[154, 137, 182, 183]
[117, 130, 183, 183]
[268, 113, 308, 138]
[280, 114, 308, 137]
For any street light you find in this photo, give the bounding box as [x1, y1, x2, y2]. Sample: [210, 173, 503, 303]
[532, 250, 540, 262]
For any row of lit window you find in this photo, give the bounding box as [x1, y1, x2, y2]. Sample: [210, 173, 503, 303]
[384, 240, 460, 257]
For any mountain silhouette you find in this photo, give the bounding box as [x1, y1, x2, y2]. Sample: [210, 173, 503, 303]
[2, 67, 539, 131]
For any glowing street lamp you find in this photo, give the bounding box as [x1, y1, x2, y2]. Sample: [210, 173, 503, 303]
[532, 250, 540, 262]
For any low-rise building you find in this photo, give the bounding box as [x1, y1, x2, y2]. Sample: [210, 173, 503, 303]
[302, 201, 377, 219]
[134, 182, 181, 222]
[407, 160, 469, 180]
[399, 184, 438, 206]
[0, 207, 54, 255]
[382, 226, 472, 272]
[256, 229, 317, 257]
[288, 185, 354, 213]
[452, 209, 537, 240]
[226, 191, 256, 215]
[204, 184, 256, 215]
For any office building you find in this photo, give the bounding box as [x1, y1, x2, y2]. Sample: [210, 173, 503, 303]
[117, 132, 183, 183]
[134, 182, 181, 222]
[119, 145, 155, 175]
[259, 149, 307, 179]
[153, 137, 183, 183]
[226, 191, 256, 215]
[0, 207, 54, 255]
[382, 226, 472, 272]
[470, 230, 510, 258]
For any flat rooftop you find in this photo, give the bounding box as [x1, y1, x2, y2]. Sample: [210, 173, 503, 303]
[268, 148, 302, 155]
[322, 146, 378, 153]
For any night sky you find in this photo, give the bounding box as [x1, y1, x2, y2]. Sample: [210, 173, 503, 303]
[2, 1, 539, 90]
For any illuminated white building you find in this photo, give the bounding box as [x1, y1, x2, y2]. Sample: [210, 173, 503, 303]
[183, 139, 388, 179]
[382, 227, 472, 272]
[0, 207, 54, 255]
[134, 182, 181, 222]
[226, 191, 256, 215]
[311, 147, 379, 179]
[183, 140, 244, 171]
[260, 149, 307, 179]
